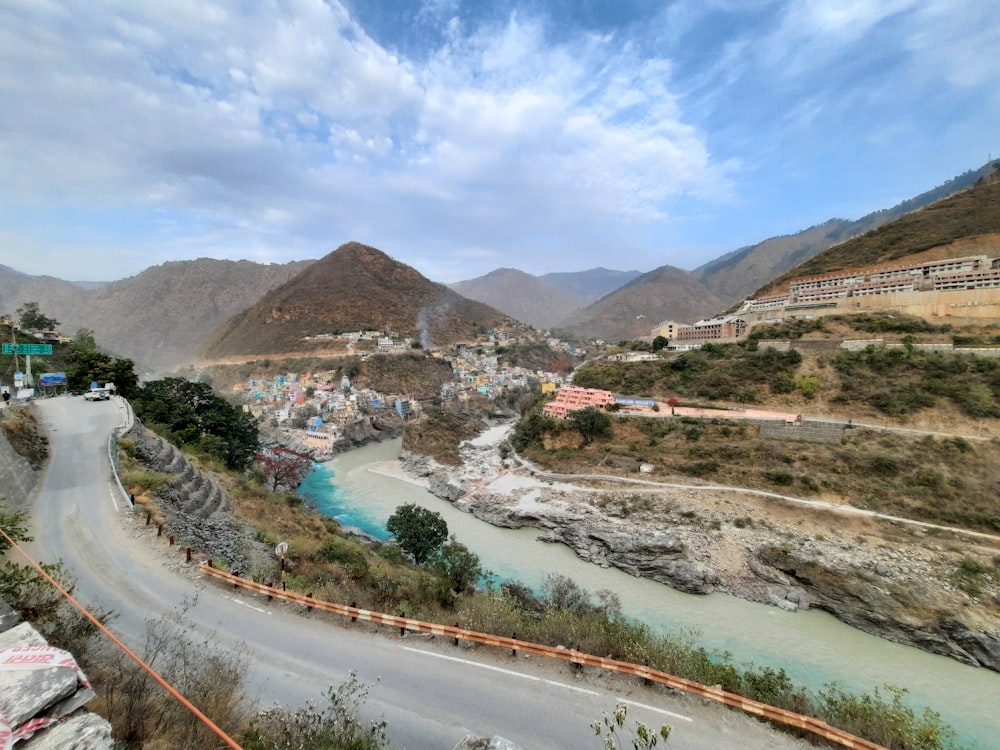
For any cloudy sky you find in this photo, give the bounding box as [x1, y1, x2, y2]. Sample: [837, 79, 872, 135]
[1, 1, 997, 283]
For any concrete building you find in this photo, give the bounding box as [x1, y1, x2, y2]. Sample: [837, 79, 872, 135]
[543, 385, 615, 419]
[735, 254, 1000, 329]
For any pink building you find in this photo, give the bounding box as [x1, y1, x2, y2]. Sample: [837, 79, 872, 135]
[543, 385, 616, 419]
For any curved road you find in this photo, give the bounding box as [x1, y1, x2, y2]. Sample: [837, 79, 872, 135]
[20, 395, 807, 750]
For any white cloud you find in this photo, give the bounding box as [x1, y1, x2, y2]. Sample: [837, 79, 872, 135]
[0, 0, 995, 282]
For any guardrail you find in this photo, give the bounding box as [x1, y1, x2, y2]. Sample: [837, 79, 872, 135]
[199, 564, 886, 750]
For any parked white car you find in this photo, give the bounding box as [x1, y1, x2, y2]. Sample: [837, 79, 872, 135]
[84, 389, 110, 401]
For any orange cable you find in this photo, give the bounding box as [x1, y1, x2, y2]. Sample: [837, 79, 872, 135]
[0, 527, 242, 750]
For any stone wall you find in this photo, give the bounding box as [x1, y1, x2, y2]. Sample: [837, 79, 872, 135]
[0, 412, 38, 509]
[745, 286, 1000, 327]
[759, 420, 845, 444]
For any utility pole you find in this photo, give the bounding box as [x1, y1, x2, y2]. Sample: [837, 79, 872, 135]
[9, 325, 18, 374]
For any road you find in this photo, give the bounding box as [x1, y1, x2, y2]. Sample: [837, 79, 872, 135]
[20, 395, 809, 750]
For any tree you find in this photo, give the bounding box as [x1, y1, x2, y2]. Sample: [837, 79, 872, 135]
[386, 504, 448, 564]
[16, 301, 59, 331]
[570, 406, 612, 446]
[73, 328, 97, 352]
[431, 536, 486, 593]
[651, 335, 669, 351]
[132, 378, 260, 470]
[257, 447, 313, 491]
[66, 349, 139, 397]
[510, 412, 555, 451]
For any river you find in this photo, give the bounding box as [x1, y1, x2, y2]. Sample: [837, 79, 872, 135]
[298, 438, 1000, 749]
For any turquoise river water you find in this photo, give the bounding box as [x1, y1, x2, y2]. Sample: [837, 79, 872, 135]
[298, 438, 1000, 749]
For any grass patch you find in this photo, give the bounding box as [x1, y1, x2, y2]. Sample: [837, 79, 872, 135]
[122, 470, 174, 495]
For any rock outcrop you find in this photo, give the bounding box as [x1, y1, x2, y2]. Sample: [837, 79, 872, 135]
[399, 420, 1000, 673]
[756, 548, 1000, 671]
[0, 599, 113, 749]
[0, 407, 43, 508]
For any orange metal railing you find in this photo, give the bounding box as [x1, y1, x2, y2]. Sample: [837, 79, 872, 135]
[199, 564, 886, 750]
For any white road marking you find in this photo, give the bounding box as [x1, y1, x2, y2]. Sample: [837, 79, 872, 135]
[400, 645, 598, 695]
[108, 488, 119, 512]
[401, 646, 694, 723]
[224, 595, 271, 615]
[622, 697, 693, 723]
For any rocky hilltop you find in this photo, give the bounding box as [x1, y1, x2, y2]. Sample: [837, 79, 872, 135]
[202, 242, 512, 359]
[401, 422, 1000, 672]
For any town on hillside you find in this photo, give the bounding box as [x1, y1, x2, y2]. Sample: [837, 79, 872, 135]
[652, 252, 1000, 347]
[229, 330, 582, 458]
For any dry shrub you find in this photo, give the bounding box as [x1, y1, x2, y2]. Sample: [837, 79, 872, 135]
[88, 601, 250, 749]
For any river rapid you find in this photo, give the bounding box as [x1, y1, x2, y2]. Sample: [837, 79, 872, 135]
[298, 438, 1000, 749]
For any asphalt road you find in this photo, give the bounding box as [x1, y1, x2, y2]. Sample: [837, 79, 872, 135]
[21, 395, 809, 750]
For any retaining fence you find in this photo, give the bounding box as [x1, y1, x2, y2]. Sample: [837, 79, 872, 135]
[107, 396, 135, 509]
[198, 564, 886, 750]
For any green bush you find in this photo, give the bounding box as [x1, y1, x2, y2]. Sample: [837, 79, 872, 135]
[817, 684, 957, 750]
[762, 470, 794, 486]
[315, 539, 370, 580]
[679, 460, 720, 476]
[795, 376, 821, 399]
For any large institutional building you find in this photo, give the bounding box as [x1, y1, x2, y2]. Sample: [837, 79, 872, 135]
[542, 385, 616, 418]
[652, 253, 1000, 345]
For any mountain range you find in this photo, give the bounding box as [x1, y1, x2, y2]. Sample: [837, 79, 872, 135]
[1, 161, 997, 371]
[450, 163, 997, 340]
[448, 267, 641, 330]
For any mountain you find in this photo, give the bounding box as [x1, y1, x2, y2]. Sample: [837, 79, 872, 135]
[695, 163, 996, 302]
[0, 265, 90, 328]
[556, 265, 725, 342]
[540, 267, 642, 304]
[202, 242, 511, 358]
[754, 169, 1000, 296]
[449, 268, 582, 329]
[80, 259, 313, 372]
[0, 259, 312, 374]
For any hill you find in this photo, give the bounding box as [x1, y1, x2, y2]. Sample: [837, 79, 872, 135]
[80, 259, 313, 373]
[0, 266, 90, 331]
[1, 259, 312, 374]
[202, 242, 512, 358]
[753, 173, 1000, 297]
[449, 268, 582, 329]
[556, 265, 725, 342]
[540, 267, 642, 304]
[696, 163, 996, 302]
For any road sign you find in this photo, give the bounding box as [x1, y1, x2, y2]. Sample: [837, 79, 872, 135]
[2, 343, 53, 355]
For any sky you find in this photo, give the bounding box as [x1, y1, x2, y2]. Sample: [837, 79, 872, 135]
[0, 1, 997, 284]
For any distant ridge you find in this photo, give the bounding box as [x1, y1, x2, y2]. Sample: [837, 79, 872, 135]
[450, 268, 583, 329]
[0, 258, 312, 373]
[557, 265, 724, 342]
[203, 242, 511, 358]
[540, 267, 642, 304]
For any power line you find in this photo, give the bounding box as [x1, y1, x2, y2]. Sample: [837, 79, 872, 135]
[0, 527, 243, 750]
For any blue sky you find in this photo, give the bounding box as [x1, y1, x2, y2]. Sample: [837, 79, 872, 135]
[0, 0, 996, 283]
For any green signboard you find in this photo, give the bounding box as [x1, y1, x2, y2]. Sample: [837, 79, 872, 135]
[2, 343, 53, 355]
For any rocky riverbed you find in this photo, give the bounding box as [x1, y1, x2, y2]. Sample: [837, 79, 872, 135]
[400, 423, 1000, 672]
